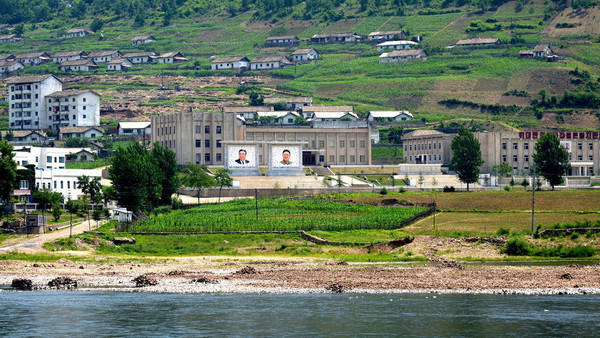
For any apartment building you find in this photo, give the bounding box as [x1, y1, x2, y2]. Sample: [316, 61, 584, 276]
[7, 75, 62, 129]
[151, 111, 372, 167]
[45, 90, 101, 129]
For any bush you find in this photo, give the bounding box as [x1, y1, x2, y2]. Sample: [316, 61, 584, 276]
[570, 232, 580, 240]
[379, 187, 388, 195]
[171, 197, 183, 210]
[496, 227, 510, 236]
[398, 187, 406, 193]
[443, 186, 455, 192]
[504, 185, 511, 191]
[502, 237, 530, 255]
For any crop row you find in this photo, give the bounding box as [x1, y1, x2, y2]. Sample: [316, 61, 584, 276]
[130, 198, 429, 233]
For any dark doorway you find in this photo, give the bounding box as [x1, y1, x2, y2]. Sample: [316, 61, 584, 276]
[302, 151, 316, 165]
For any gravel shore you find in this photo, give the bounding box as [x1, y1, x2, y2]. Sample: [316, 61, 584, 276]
[2, 257, 600, 295]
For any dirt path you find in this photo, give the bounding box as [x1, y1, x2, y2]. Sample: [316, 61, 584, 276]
[0, 219, 105, 253]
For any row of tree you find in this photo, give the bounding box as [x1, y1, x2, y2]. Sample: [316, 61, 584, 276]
[450, 127, 570, 191]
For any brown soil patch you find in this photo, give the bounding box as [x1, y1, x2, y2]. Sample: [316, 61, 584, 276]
[543, 7, 600, 39]
[320, 18, 363, 33]
[194, 29, 223, 43]
[540, 111, 600, 129]
[473, 77, 507, 92]
[526, 69, 573, 94]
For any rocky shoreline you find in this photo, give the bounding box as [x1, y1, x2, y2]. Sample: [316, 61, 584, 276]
[1, 257, 600, 295]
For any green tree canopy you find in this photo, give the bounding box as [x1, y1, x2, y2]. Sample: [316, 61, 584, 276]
[0, 140, 17, 204]
[151, 142, 179, 205]
[109, 143, 162, 213]
[449, 127, 484, 191]
[533, 132, 570, 190]
[214, 169, 233, 203]
[183, 163, 214, 204]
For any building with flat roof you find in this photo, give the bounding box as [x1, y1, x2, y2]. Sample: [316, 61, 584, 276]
[151, 111, 372, 167]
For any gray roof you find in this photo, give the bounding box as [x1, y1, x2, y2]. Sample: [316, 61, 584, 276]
[15, 52, 51, 59]
[122, 52, 157, 58]
[46, 89, 100, 98]
[455, 38, 500, 46]
[88, 50, 120, 57]
[60, 59, 97, 66]
[291, 49, 317, 55]
[266, 35, 298, 41]
[250, 56, 289, 63]
[382, 49, 426, 57]
[5, 74, 61, 84]
[211, 56, 249, 63]
[53, 50, 87, 58]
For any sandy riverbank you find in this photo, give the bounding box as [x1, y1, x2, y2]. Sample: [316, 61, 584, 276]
[1, 257, 600, 295]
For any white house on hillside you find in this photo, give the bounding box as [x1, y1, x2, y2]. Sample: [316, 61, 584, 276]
[132, 35, 156, 46]
[15, 52, 52, 66]
[211, 56, 250, 70]
[118, 121, 151, 135]
[250, 56, 290, 70]
[0, 60, 24, 73]
[46, 90, 101, 129]
[107, 58, 133, 71]
[379, 49, 428, 63]
[310, 111, 358, 122]
[368, 30, 406, 41]
[367, 111, 413, 122]
[87, 50, 122, 63]
[59, 59, 99, 72]
[58, 126, 104, 139]
[291, 49, 319, 62]
[52, 51, 87, 63]
[256, 111, 300, 125]
[123, 52, 157, 64]
[376, 40, 418, 51]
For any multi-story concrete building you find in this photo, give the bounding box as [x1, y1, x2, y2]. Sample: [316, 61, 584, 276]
[151, 111, 372, 167]
[402, 130, 454, 165]
[402, 130, 600, 176]
[7, 76, 100, 130]
[7, 75, 62, 129]
[35, 168, 102, 200]
[45, 90, 101, 129]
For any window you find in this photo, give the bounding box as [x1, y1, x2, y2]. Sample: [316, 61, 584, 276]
[195, 140, 201, 147]
[54, 181, 57, 189]
[329, 140, 335, 147]
[83, 98, 86, 102]
[47, 156, 52, 163]
[60, 181, 63, 189]
[589, 155, 594, 161]
[524, 143, 529, 150]
[513, 155, 518, 162]
[59, 157, 65, 163]
[73, 115, 76, 120]
[340, 140, 345, 148]
[216, 153, 222, 161]
[578, 155, 583, 161]
[216, 126, 222, 134]
[196, 154, 201, 164]
[83, 106, 86, 110]
[429, 144, 432, 150]
[409, 145, 412, 151]
[83, 115, 86, 119]
[329, 155, 335, 162]
[216, 140, 221, 148]
[590, 143, 594, 150]
[350, 155, 356, 163]
[319, 155, 325, 162]
[350, 140, 355, 148]
[205, 126, 210, 133]
[340, 155, 345, 163]
[502, 155, 507, 162]
[20, 180, 29, 189]
[578, 143, 583, 150]
[360, 140, 366, 148]
[439, 142, 441, 149]
[67, 181, 70, 189]
[513, 143, 518, 150]
[205, 153, 211, 162]
[433, 143, 436, 149]
[502, 143, 507, 150]
[205, 139, 210, 147]
[524, 155, 529, 162]
[318, 140, 325, 148]
[195, 126, 201, 134]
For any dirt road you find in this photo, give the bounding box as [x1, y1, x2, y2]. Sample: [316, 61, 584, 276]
[0, 219, 105, 253]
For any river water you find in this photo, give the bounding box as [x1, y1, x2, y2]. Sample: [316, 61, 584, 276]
[1, 292, 599, 337]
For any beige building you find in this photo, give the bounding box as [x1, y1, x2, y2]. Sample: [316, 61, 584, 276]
[151, 111, 372, 167]
[402, 130, 600, 176]
[402, 130, 454, 165]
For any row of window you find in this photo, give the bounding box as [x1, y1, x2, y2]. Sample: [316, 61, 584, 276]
[503, 154, 595, 163]
[503, 142, 594, 151]
[10, 84, 38, 91]
[405, 142, 442, 152]
[49, 106, 86, 112]
[195, 139, 222, 148]
[48, 97, 86, 103]
[195, 125, 223, 134]
[37, 180, 78, 190]
[407, 154, 441, 162]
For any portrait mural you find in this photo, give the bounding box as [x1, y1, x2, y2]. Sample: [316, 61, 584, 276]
[227, 145, 257, 169]
[271, 145, 300, 169]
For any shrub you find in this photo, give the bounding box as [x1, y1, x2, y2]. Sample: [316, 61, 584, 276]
[570, 232, 580, 240]
[379, 187, 388, 195]
[398, 187, 406, 193]
[171, 197, 183, 210]
[502, 237, 530, 256]
[504, 185, 511, 191]
[496, 227, 510, 236]
[443, 186, 455, 192]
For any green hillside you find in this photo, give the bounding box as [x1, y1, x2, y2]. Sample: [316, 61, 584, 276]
[1, 0, 599, 131]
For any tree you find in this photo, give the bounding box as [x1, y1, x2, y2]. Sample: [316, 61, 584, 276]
[78, 175, 102, 230]
[109, 143, 162, 213]
[214, 169, 233, 203]
[386, 126, 404, 144]
[151, 143, 179, 205]
[492, 161, 513, 178]
[0, 140, 17, 204]
[449, 127, 484, 192]
[249, 92, 264, 106]
[90, 18, 104, 32]
[417, 172, 425, 190]
[65, 199, 84, 237]
[533, 133, 570, 190]
[183, 163, 214, 204]
[51, 201, 62, 222]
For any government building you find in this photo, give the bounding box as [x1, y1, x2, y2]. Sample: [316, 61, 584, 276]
[402, 130, 600, 176]
[151, 110, 372, 167]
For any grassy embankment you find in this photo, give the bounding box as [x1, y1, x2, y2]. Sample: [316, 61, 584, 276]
[26, 191, 600, 261]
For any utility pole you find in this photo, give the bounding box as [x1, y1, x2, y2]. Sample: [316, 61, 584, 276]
[255, 188, 259, 226]
[531, 166, 536, 233]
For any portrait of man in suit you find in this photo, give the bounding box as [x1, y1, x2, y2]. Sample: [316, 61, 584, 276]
[280, 149, 292, 165]
[235, 149, 250, 164]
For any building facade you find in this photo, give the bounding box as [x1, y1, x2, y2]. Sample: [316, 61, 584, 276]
[402, 130, 454, 165]
[46, 90, 101, 129]
[7, 75, 63, 129]
[151, 111, 372, 167]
